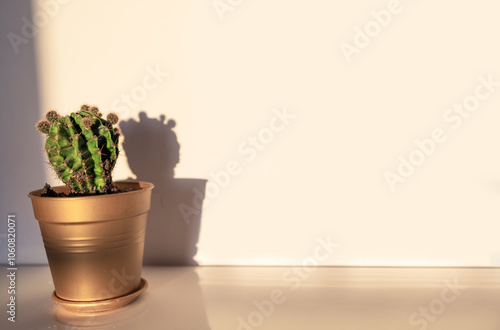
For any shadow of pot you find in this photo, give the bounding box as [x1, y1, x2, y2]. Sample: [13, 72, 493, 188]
[28, 181, 153, 312]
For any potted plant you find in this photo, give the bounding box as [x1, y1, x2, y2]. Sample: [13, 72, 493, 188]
[28, 105, 153, 312]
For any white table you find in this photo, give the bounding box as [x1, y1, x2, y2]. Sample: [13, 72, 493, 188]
[1, 266, 500, 330]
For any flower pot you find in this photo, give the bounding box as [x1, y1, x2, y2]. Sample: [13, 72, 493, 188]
[28, 181, 154, 312]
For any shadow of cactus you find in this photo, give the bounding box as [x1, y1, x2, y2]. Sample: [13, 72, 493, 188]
[120, 112, 206, 266]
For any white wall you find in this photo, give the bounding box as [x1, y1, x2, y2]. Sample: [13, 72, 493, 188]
[0, 0, 47, 264]
[3, 0, 500, 266]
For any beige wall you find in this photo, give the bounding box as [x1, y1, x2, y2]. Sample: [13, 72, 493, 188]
[11, 0, 500, 265]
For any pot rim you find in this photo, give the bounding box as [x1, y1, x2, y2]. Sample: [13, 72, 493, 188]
[28, 181, 154, 200]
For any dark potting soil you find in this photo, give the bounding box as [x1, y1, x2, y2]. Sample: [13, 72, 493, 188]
[40, 183, 134, 197]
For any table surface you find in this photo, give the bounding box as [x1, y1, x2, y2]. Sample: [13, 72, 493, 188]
[1, 266, 500, 330]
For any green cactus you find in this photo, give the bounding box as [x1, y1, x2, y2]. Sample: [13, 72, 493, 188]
[36, 105, 121, 194]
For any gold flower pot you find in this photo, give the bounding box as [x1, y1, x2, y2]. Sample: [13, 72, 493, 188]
[28, 181, 153, 312]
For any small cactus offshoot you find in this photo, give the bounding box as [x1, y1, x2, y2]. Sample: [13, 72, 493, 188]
[36, 104, 120, 194]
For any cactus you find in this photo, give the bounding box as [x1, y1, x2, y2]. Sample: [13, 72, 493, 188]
[36, 105, 120, 194]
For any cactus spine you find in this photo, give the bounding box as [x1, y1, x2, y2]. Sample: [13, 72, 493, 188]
[36, 105, 120, 194]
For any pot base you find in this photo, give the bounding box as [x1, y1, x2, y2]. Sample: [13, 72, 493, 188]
[51, 278, 148, 312]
